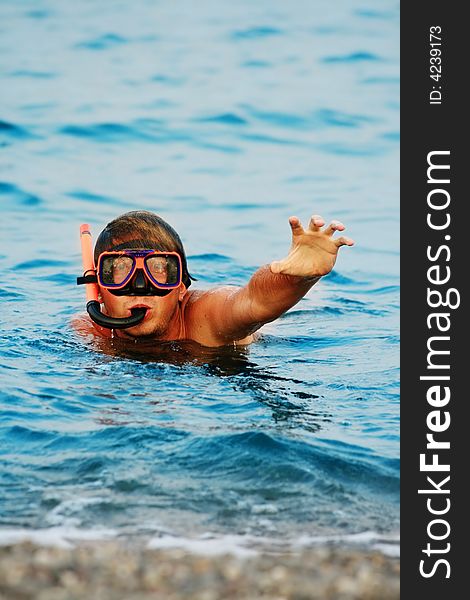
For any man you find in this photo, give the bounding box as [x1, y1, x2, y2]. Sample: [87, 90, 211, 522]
[75, 210, 353, 347]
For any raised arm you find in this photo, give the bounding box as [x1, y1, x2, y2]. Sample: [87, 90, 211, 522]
[186, 214, 354, 346]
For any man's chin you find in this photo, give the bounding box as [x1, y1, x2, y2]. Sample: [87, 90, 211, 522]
[116, 318, 166, 339]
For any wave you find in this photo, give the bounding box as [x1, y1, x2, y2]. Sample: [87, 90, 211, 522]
[0, 526, 117, 549]
[1, 425, 398, 495]
[322, 52, 382, 64]
[231, 27, 284, 41]
[189, 253, 233, 262]
[8, 70, 56, 79]
[0, 182, 42, 206]
[196, 113, 248, 126]
[59, 122, 161, 142]
[0, 121, 34, 139]
[75, 34, 129, 50]
[58, 121, 242, 153]
[0, 526, 399, 558]
[243, 106, 375, 130]
[150, 530, 400, 557]
[66, 189, 129, 207]
[14, 258, 68, 270]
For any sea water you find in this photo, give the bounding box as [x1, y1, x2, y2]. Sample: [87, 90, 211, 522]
[0, 0, 399, 556]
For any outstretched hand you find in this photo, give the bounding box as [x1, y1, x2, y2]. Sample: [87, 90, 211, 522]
[270, 214, 354, 278]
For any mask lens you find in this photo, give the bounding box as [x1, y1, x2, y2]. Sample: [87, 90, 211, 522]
[145, 254, 180, 286]
[101, 255, 134, 286]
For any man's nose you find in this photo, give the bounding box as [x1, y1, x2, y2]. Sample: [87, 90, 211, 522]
[132, 269, 148, 291]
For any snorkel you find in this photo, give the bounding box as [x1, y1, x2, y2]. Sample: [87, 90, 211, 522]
[77, 224, 147, 329]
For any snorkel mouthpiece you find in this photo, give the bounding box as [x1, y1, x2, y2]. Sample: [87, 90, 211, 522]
[86, 300, 147, 329]
[78, 224, 146, 329]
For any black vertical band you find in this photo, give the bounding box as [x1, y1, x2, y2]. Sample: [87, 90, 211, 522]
[401, 3, 466, 596]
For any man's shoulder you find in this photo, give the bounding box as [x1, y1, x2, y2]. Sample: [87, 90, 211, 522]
[182, 285, 242, 317]
[181, 286, 252, 347]
[184, 285, 240, 304]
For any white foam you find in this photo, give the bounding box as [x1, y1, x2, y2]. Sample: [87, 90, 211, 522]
[0, 527, 400, 558]
[147, 533, 258, 558]
[294, 531, 400, 557]
[44, 495, 109, 527]
[147, 530, 400, 559]
[0, 526, 117, 549]
[251, 503, 278, 515]
[372, 543, 400, 558]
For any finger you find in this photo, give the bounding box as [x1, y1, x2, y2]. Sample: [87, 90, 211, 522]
[308, 214, 325, 231]
[289, 216, 305, 236]
[324, 220, 345, 236]
[334, 236, 355, 248]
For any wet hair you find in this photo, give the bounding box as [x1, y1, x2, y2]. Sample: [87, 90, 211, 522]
[94, 210, 194, 288]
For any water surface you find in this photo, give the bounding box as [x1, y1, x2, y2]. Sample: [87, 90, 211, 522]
[0, 0, 399, 556]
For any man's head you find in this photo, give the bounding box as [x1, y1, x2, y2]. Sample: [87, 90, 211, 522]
[95, 210, 192, 288]
[94, 211, 192, 338]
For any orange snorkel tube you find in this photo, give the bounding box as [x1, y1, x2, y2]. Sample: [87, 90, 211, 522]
[78, 224, 147, 329]
[80, 224, 99, 303]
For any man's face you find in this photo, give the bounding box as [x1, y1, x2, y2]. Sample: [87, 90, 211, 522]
[100, 284, 185, 339]
[97, 247, 186, 339]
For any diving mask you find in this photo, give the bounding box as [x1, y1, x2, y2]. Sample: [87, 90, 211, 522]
[97, 250, 182, 295]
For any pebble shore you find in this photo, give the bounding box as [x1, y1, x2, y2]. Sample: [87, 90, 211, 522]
[0, 541, 399, 600]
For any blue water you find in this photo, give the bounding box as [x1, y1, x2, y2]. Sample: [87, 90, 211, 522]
[0, 0, 399, 554]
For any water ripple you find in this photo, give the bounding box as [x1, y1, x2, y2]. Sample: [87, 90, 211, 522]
[75, 34, 129, 50]
[322, 51, 382, 63]
[195, 113, 248, 126]
[0, 182, 42, 206]
[8, 70, 56, 79]
[14, 259, 68, 270]
[231, 27, 284, 40]
[0, 120, 33, 139]
[244, 106, 375, 130]
[66, 190, 128, 206]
